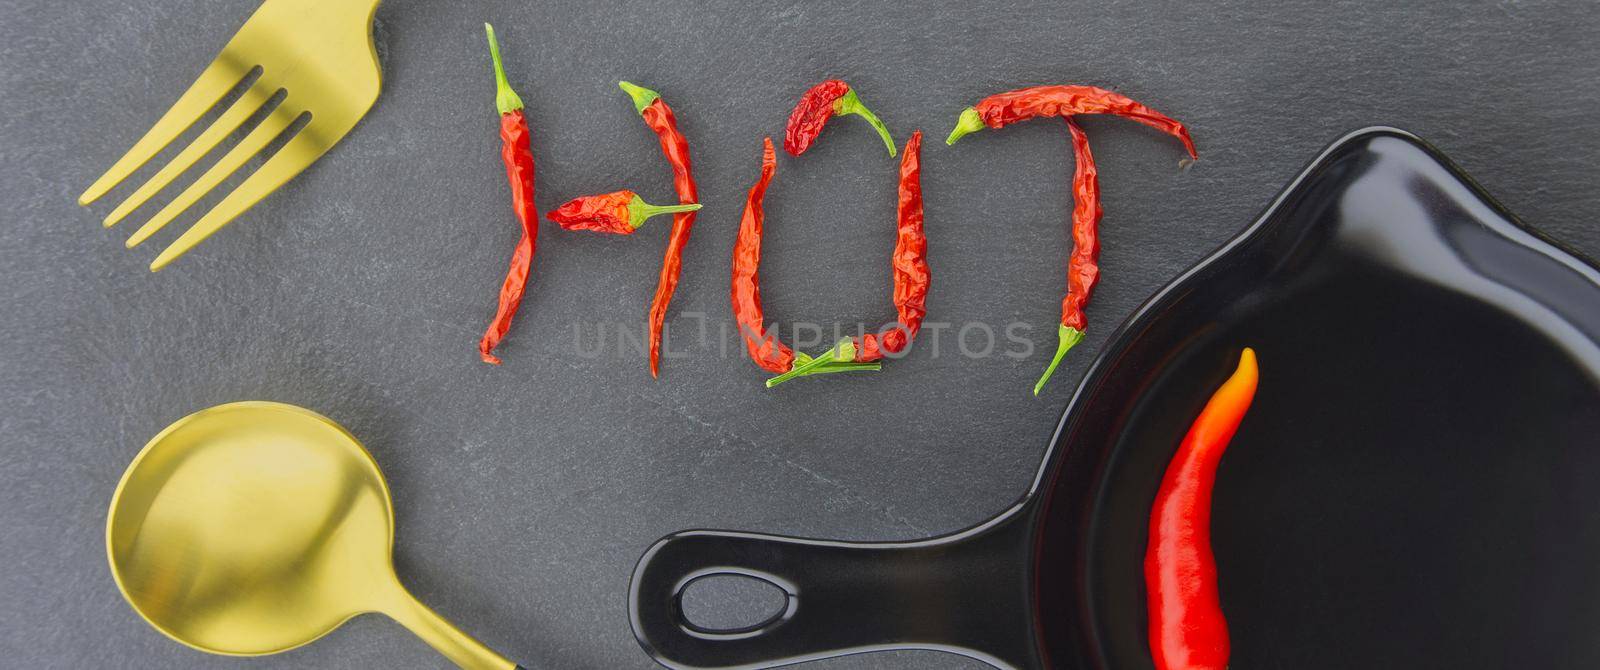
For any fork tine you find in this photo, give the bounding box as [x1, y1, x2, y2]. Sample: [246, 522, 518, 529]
[126, 106, 299, 250]
[78, 53, 253, 206]
[103, 78, 277, 229]
[149, 125, 327, 272]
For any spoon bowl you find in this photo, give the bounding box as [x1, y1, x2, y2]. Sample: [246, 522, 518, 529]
[106, 402, 518, 669]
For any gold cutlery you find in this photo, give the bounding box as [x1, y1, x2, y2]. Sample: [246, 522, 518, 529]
[106, 402, 522, 669]
[80, 0, 385, 271]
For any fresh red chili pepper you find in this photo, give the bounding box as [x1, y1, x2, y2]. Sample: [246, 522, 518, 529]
[477, 24, 539, 366]
[730, 138, 881, 385]
[854, 130, 929, 363]
[784, 79, 897, 157]
[946, 84, 1195, 394]
[945, 84, 1199, 158]
[1145, 348, 1259, 670]
[546, 190, 700, 235]
[619, 82, 700, 379]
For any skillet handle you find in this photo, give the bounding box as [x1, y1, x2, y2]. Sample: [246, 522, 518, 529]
[627, 508, 1036, 670]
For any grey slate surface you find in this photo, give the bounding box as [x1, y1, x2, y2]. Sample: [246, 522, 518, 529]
[3, 0, 1599, 668]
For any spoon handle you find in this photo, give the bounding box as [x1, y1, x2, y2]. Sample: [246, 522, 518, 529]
[382, 582, 518, 670]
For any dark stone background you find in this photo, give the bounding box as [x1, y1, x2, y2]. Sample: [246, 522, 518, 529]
[2, 0, 1596, 667]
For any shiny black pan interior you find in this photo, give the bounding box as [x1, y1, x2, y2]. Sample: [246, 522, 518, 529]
[1032, 127, 1600, 669]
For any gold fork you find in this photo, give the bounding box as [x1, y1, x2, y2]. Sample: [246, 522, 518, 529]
[79, 0, 384, 272]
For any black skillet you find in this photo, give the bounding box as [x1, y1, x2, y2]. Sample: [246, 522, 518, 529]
[628, 128, 1600, 669]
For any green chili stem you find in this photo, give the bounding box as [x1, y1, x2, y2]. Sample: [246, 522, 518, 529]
[945, 107, 985, 145]
[484, 24, 524, 115]
[618, 80, 661, 115]
[833, 89, 897, 157]
[806, 362, 882, 375]
[628, 195, 702, 230]
[785, 351, 879, 377]
[767, 353, 842, 388]
[1033, 325, 1086, 396]
[766, 340, 864, 388]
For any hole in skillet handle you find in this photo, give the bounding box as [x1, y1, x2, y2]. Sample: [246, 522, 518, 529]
[676, 569, 798, 640]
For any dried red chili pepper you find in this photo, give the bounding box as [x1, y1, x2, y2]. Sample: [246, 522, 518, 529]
[477, 24, 539, 366]
[619, 81, 699, 379]
[945, 84, 1199, 157]
[1145, 348, 1258, 670]
[784, 79, 896, 157]
[853, 130, 929, 363]
[946, 84, 1195, 394]
[546, 190, 700, 235]
[730, 138, 881, 384]
[1031, 117, 1100, 394]
[731, 138, 795, 375]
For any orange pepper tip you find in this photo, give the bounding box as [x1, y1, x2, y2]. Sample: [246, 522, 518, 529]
[618, 81, 660, 115]
[946, 107, 985, 145]
[1191, 346, 1260, 436]
[1033, 325, 1086, 396]
[1231, 347, 1260, 395]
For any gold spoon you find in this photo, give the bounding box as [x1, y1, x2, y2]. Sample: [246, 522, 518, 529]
[106, 402, 522, 669]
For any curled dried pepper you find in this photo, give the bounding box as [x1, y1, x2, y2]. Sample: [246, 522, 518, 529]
[546, 190, 699, 235]
[784, 79, 896, 157]
[853, 130, 929, 363]
[619, 81, 699, 379]
[946, 84, 1196, 394]
[1145, 348, 1258, 670]
[730, 138, 881, 384]
[477, 24, 539, 366]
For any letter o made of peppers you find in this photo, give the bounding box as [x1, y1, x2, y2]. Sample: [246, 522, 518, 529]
[732, 80, 931, 389]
